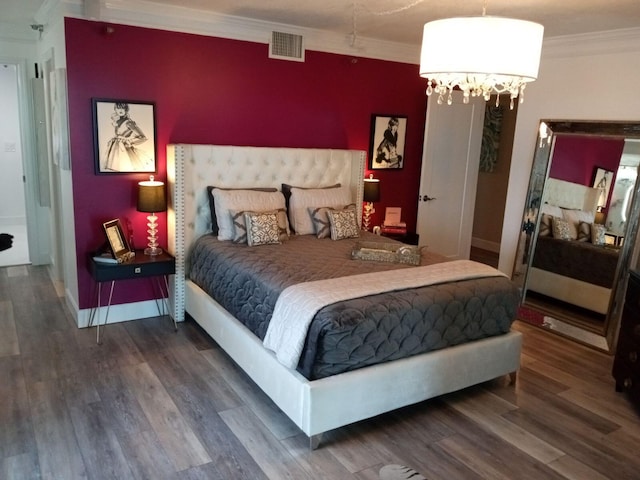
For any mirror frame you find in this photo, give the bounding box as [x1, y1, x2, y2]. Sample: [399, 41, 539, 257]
[515, 120, 640, 351]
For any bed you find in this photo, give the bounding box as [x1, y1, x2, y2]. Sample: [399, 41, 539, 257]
[166, 144, 522, 448]
[527, 178, 619, 314]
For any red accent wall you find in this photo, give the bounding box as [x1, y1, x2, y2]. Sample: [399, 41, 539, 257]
[549, 135, 624, 204]
[65, 18, 428, 309]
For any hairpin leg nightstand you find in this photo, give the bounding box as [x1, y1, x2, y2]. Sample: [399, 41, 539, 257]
[88, 250, 176, 344]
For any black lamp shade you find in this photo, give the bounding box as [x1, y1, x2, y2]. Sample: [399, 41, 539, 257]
[137, 179, 166, 213]
[363, 178, 380, 203]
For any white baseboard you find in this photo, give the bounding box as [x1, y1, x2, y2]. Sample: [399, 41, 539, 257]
[73, 298, 177, 328]
[471, 237, 500, 253]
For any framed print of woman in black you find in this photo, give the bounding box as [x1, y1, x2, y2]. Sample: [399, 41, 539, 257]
[369, 114, 407, 169]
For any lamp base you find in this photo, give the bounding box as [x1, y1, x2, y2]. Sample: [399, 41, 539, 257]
[144, 246, 163, 256]
[144, 213, 162, 256]
[362, 202, 375, 230]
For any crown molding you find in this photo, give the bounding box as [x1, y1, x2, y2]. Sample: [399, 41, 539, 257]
[5, 0, 421, 62]
[31, 1, 640, 64]
[52, 0, 420, 64]
[543, 27, 640, 59]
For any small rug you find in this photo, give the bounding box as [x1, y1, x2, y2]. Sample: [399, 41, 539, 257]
[517, 304, 545, 327]
[0, 225, 29, 267]
[379, 464, 426, 480]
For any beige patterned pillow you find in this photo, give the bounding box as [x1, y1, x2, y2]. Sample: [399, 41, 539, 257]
[309, 203, 356, 239]
[232, 209, 289, 243]
[328, 207, 359, 240]
[591, 223, 606, 245]
[244, 211, 281, 246]
[551, 217, 572, 240]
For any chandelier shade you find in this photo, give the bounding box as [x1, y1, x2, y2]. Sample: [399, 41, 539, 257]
[419, 16, 544, 108]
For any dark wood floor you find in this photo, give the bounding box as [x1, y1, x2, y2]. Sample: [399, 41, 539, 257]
[1, 264, 639, 480]
[469, 246, 499, 268]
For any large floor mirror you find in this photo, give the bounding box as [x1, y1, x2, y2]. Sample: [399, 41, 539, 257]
[513, 120, 640, 351]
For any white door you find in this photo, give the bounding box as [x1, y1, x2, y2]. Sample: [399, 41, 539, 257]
[416, 92, 485, 259]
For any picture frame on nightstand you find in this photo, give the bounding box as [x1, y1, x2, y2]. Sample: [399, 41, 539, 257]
[102, 219, 134, 263]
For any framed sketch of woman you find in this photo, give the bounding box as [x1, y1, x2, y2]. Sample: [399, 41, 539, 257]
[93, 99, 156, 174]
[369, 114, 407, 170]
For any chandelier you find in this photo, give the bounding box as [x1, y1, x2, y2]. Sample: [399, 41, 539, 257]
[419, 11, 543, 109]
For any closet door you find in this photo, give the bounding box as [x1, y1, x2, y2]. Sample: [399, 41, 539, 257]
[416, 92, 484, 259]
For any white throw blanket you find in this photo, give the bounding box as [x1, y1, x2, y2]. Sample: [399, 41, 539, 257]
[263, 260, 507, 369]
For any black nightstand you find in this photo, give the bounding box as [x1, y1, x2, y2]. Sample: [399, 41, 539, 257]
[88, 250, 176, 343]
[380, 231, 420, 245]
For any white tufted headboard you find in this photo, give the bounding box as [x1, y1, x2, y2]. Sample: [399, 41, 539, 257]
[166, 144, 367, 321]
[543, 178, 600, 214]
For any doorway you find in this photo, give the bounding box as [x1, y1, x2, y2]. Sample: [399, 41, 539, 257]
[417, 93, 516, 266]
[0, 63, 30, 267]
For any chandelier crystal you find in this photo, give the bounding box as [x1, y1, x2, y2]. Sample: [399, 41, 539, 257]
[419, 15, 544, 109]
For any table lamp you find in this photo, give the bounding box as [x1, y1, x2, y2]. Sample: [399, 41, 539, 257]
[363, 174, 380, 230]
[137, 175, 166, 255]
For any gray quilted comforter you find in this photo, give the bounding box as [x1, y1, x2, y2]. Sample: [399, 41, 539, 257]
[189, 232, 519, 379]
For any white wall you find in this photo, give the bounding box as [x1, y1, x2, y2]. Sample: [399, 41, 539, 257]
[0, 64, 26, 225]
[499, 28, 640, 275]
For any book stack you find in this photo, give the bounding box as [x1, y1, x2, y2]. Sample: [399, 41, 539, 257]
[381, 207, 406, 235]
[381, 221, 407, 235]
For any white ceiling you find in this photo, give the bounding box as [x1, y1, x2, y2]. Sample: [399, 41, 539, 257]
[3, 0, 640, 45]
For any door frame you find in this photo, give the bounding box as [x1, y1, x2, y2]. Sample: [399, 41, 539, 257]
[1, 57, 50, 266]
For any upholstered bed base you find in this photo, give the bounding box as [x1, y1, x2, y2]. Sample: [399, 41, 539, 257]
[527, 266, 611, 314]
[167, 144, 522, 447]
[187, 280, 521, 444]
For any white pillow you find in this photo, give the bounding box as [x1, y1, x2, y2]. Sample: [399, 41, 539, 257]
[211, 189, 286, 241]
[288, 186, 352, 235]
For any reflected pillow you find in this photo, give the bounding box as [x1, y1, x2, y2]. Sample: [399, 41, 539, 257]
[539, 214, 553, 237]
[591, 223, 606, 246]
[561, 208, 595, 240]
[551, 217, 572, 241]
[577, 221, 591, 242]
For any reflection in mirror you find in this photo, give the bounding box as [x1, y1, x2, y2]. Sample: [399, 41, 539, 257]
[514, 121, 640, 351]
[606, 142, 640, 239]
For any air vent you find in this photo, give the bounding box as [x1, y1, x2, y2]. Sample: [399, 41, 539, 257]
[269, 31, 305, 62]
